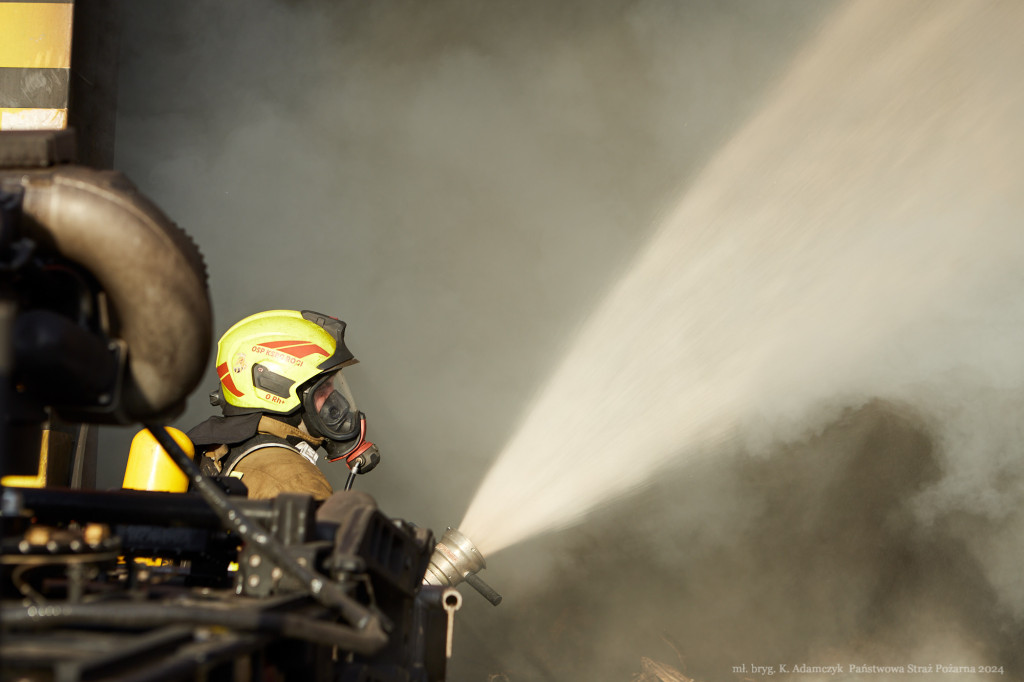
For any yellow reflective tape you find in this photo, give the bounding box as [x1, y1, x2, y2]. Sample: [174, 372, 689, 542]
[0, 2, 74, 69]
[0, 106, 67, 130]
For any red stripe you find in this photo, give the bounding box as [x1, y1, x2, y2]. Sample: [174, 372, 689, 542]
[280, 342, 330, 358]
[258, 340, 329, 358]
[218, 362, 244, 397]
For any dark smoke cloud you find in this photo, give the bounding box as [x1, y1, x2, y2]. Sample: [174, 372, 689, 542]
[457, 401, 1024, 681]
[101, 1, 1024, 680]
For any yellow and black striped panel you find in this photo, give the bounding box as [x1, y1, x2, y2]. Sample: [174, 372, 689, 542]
[0, 0, 73, 130]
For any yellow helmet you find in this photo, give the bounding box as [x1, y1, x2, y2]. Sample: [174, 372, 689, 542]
[212, 310, 357, 415]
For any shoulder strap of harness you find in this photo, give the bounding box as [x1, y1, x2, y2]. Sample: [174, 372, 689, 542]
[220, 434, 301, 476]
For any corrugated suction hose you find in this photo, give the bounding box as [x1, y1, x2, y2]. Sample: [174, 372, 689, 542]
[8, 165, 212, 422]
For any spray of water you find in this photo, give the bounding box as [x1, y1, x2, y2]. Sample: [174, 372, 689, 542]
[460, 0, 1024, 557]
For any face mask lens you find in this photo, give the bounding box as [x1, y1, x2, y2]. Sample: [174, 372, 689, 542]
[305, 370, 359, 440]
[313, 377, 336, 412]
[320, 391, 354, 433]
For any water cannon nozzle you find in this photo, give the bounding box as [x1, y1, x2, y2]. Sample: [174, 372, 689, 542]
[424, 527, 502, 606]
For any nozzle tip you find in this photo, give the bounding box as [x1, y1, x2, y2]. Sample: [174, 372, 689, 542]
[424, 527, 497, 604]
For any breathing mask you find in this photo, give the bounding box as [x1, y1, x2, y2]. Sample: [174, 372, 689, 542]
[301, 370, 379, 472]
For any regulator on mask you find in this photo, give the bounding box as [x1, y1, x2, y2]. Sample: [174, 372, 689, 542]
[301, 370, 380, 473]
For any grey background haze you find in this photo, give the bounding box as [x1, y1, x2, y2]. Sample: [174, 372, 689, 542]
[104, 0, 833, 533]
[100, 1, 1023, 680]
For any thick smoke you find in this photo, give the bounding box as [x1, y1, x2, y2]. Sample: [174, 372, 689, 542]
[107, 1, 1024, 680]
[454, 1, 1024, 679]
[459, 401, 1024, 681]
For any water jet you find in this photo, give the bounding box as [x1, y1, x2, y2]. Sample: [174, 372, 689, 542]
[457, 0, 1024, 563]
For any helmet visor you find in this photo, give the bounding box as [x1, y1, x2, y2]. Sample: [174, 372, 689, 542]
[303, 370, 360, 440]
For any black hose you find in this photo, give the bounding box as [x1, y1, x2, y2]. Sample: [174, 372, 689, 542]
[0, 601, 387, 655]
[142, 423, 385, 636]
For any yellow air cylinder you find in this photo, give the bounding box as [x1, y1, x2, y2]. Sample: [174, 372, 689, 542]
[123, 427, 192, 492]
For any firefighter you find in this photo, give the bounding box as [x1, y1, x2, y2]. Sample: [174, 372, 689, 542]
[187, 309, 379, 500]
